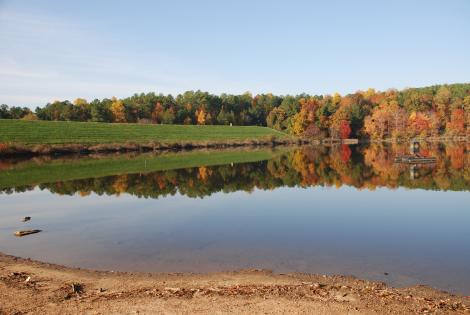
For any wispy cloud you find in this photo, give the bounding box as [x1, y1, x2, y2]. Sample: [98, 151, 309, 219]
[0, 6, 234, 107]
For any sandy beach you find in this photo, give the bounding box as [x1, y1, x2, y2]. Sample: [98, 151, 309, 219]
[0, 252, 468, 314]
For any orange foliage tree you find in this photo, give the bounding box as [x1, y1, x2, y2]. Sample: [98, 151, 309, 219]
[364, 101, 407, 140]
[408, 112, 431, 137]
[152, 102, 164, 123]
[446, 108, 465, 135]
[196, 108, 206, 125]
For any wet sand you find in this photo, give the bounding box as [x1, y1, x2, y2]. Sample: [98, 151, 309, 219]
[0, 253, 469, 314]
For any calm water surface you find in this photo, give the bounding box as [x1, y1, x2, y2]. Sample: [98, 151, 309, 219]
[1, 144, 469, 294]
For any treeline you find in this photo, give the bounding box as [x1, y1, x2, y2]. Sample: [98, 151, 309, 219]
[2, 143, 469, 196]
[1, 83, 470, 139]
[0, 105, 34, 120]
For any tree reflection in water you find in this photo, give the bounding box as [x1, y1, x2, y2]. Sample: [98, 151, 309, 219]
[1, 142, 469, 198]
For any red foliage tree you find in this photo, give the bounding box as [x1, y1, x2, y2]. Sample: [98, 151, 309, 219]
[340, 144, 352, 162]
[339, 120, 352, 139]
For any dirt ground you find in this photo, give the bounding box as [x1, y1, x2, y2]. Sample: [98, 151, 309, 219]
[0, 253, 468, 314]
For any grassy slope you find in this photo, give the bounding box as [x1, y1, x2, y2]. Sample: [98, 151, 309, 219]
[0, 148, 286, 189]
[0, 120, 288, 145]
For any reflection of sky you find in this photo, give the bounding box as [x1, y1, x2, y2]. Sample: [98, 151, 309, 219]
[1, 186, 469, 294]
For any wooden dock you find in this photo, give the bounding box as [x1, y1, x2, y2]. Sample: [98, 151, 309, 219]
[322, 138, 359, 144]
[394, 155, 437, 164]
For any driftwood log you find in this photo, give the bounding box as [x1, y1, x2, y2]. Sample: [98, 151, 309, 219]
[14, 230, 42, 237]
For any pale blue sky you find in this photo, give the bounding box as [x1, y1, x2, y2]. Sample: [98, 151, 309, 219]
[1, 0, 469, 107]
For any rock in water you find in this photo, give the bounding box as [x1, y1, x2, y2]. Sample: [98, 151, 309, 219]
[22, 216, 31, 222]
[14, 229, 42, 237]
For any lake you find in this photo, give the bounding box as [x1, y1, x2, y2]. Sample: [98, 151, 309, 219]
[1, 143, 469, 294]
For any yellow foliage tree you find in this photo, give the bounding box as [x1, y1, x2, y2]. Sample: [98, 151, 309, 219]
[364, 88, 376, 99]
[73, 98, 88, 106]
[197, 108, 206, 125]
[289, 110, 308, 136]
[21, 112, 38, 121]
[110, 97, 126, 123]
[289, 98, 319, 136]
[332, 92, 342, 106]
[112, 175, 128, 195]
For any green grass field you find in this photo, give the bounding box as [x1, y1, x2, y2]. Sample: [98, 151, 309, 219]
[0, 148, 287, 189]
[0, 120, 288, 145]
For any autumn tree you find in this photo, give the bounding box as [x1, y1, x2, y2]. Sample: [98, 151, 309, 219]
[196, 108, 206, 125]
[3, 83, 470, 141]
[339, 120, 352, 139]
[329, 104, 350, 139]
[289, 109, 308, 136]
[464, 96, 470, 134]
[446, 108, 465, 135]
[110, 97, 126, 123]
[340, 144, 352, 162]
[288, 97, 319, 136]
[433, 86, 452, 129]
[364, 100, 407, 140]
[151, 102, 164, 123]
[408, 112, 431, 137]
[303, 123, 322, 137]
[73, 98, 88, 107]
[266, 107, 287, 131]
[21, 112, 38, 120]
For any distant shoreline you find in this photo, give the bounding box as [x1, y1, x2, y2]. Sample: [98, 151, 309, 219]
[1, 119, 468, 157]
[0, 137, 310, 157]
[2, 136, 468, 157]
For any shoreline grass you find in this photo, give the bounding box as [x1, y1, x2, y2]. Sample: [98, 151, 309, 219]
[0, 119, 289, 145]
[0, 147, 289, 189]
[0, 120, 304, 155]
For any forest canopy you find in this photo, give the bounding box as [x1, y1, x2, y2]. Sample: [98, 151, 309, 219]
[1, 83, 469, 140]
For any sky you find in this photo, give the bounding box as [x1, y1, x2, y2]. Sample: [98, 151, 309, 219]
[0, 0, 469, 108]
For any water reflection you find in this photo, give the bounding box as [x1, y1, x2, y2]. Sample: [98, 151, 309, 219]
[1, 143, 469, 197]
[0, 143, 469, 294]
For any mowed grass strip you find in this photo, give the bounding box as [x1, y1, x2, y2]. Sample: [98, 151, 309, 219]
[0, 120, 288, 145]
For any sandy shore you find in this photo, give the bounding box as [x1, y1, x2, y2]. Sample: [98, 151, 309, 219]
[0, 253, 468, 314]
